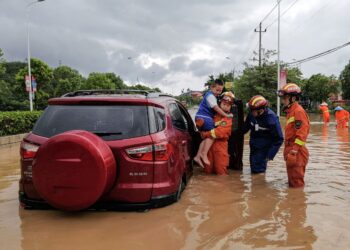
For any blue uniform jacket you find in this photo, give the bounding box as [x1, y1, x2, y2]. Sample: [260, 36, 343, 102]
[243, 108, 284, 160]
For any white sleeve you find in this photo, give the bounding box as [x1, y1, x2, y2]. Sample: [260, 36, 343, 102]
[206, 94, 218, 108]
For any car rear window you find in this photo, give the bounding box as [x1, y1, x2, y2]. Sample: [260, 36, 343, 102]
[32, 105, 150, 140]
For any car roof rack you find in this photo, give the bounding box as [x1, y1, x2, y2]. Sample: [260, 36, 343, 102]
[62, 89, 151, 97]
[146, 92, 173, 98]
[61, 89, 173, 98]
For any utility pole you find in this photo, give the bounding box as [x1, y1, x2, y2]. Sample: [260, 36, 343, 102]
[254, 22, 267, 67]
[26, 0, 45, 111]
[277, 0, 281, 117]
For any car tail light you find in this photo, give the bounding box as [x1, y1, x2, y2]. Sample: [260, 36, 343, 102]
[20, 141, 39, 159]
[126, 145, 154, 161]
[126, 142, 173, 161]
[154, 142, 173, 161]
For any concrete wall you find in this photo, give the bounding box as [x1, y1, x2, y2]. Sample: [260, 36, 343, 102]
[0, 133, 27, 146]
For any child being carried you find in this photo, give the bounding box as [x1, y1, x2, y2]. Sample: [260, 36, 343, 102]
[194, 79, 233, 167]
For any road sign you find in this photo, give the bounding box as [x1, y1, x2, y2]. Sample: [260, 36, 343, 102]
[25, 75, 31, 92]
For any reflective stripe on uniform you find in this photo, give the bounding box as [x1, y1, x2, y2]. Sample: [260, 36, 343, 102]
[295, 138, 305, 146]
[210, 129, 216, 138]
[215, 120, 222, 126]
[287, 116, 295, 125]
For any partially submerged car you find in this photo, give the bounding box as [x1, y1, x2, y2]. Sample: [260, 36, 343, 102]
[19, 90, 200, 211]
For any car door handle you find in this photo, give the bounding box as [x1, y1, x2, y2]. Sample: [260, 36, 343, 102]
[181, 140, 187, 145]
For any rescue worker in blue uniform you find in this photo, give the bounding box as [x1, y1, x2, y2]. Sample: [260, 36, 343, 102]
[243, 95, 284, 174]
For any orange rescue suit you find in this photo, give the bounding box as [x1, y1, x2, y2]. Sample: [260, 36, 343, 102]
[202, 114, 232, 175]
[335, 109, 349, 128]
[319, 105, 330, 123]
[284, 102, 310, 188]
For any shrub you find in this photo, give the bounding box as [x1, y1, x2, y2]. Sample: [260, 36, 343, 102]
[0, 111, 42, 136]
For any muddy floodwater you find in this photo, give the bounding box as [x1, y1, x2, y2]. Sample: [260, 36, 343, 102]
[1, 114, 350, 250]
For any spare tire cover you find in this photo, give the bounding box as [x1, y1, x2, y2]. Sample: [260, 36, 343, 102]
[32, 130, 116, 211]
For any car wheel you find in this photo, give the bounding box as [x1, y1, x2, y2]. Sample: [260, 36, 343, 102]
[175, 178, 185, 201]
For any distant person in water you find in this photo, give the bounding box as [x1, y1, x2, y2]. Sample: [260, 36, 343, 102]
[194, 79, 233, 167]
[319, 102, 330, 126]
[334, 106, 349, 128]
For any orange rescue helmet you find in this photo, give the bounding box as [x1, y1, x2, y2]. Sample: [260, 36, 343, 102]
[278, 83, 302, 97]
[248, 95, 268, 110]
[220, 91, 235, 104]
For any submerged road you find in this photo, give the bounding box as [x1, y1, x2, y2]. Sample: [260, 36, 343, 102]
[0, 113, 350, 249]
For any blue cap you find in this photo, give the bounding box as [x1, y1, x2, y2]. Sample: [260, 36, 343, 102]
[334, 106, 343, 111]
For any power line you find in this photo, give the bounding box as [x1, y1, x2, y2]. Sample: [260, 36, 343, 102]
[265, 0, 300, 29]
[239, 1, 282, 66]
[285, 41, 350, 66]
[250, 0, 283, 66]
[256, 0, 282, 29]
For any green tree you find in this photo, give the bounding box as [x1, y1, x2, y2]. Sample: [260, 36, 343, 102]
[285, 67, 303, 84]
[0, 49, 5, 75]
[129, 84, 161, 92]
[340, 60, 350, 99]
[303, 74, 340, 104]
[16, 58, 53, 110]
[234, 61, 278, 107]
[51, 66, 85, 96]
[82, 72, 116, 89]
[2, 62, 27, 110]
[105, 73, 126, 89]
[0, 51, 28, 110]
[0, 49, 10, 110]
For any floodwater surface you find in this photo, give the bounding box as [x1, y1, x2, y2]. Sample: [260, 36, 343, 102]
[0, 114, 350, 250]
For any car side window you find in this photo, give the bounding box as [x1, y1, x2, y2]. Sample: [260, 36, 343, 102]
[177, 103, 194, 131]
[155, 107, 166, 132]
[168, 103, 187, 131]
[149, 106, 166, 133]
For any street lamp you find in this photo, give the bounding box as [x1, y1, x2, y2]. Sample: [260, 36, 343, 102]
[26, 0, 45, 111]
[277, 0, 281, 117]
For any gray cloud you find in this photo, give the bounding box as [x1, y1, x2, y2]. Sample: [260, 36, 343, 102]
[0, 0, 349, 94]
[168, 56, 189, 72]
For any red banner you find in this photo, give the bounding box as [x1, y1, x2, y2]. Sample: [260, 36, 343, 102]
[280, 69, 287, 87]
[25, 75, 31, 92]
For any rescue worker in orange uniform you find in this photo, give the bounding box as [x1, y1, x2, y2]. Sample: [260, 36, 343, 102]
[278, 83, 310, 188]
[201, 92, 235, 175]
[334, 106, 349, 128]
[319, 102, 330, 126]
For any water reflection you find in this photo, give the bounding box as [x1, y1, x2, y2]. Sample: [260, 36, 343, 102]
[1, 114, 350, 249]
[226, 174, 316, 249]
[322, 124, 329, 142]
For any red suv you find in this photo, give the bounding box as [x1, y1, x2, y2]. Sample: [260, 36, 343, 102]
[19, 90, 200, 211]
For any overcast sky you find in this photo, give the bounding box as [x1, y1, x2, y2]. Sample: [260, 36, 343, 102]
[1, 0, 349, 94]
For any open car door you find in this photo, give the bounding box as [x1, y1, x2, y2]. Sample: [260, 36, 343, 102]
[228, 99, 244, 170]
